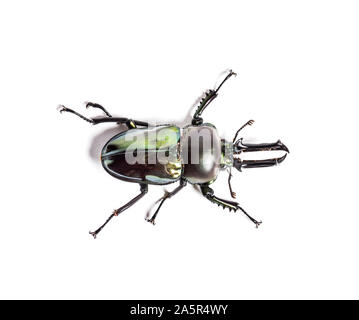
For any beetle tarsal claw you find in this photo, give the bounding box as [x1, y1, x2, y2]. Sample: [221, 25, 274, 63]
[84, 101, 97, 109]
[145, 218, 156, 225]
[84, 101, 91, 109]
[89, 231, 97, 239]
[255, 221, 262, 228]
[57, 105, 67, 113]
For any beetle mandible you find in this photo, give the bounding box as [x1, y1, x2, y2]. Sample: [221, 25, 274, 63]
[59, 70, 289, 238]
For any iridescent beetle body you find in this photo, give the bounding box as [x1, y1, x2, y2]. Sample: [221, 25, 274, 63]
[59, 70, 289, 238]
[101, 124, 223, 186]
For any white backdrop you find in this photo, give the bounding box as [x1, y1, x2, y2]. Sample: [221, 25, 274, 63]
[0, 1, 358, 299]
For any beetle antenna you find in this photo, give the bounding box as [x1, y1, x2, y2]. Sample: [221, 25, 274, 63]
[227, 168, 236, 199]
[233, 119, 255, 143]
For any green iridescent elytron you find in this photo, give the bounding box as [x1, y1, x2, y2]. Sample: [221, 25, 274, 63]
[102, 126, 182, 185]
[59, 70, 289, 238]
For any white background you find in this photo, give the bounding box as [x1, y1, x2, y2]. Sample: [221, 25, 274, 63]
[0, 0, 358, 299]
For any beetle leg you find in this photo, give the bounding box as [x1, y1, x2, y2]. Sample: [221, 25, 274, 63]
[58, 105, 94, 124]
[89, 184, 148, 238]
[227, 168, 236, 199]
[91, 117, 148, 127]
[200, 185, 262, 228]
[192, 70, 236, 125]
[146, 180, 187, 225]
[58, 105, 149, 127]
[85, 102, 112, 117]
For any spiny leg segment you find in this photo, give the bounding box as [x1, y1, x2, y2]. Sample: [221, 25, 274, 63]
[192, 69, 237, 125]
[200, 185, 262, 228]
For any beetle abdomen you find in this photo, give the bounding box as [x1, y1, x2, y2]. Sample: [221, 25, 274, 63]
[101, 126, 182, 185]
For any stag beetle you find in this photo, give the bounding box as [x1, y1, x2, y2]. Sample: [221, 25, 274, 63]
[59, 70, 289, 238]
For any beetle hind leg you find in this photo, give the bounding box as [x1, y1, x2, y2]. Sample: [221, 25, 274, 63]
[59, 104, 149, 128]
[58, 105, 94, 124]
[89, 184, 148, 238]
[85, 101, 112, 117]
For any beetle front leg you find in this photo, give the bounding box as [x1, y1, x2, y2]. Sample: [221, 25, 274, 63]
[192, 70, 236, 125]
[146, 179, 187, 225]
[200, 185, 262, 228]
[89, 184, 148, 238]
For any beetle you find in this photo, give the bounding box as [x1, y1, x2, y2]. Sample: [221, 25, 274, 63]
[59, 70, 289, 238]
